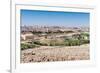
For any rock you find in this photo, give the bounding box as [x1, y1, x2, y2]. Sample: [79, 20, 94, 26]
[32, 52, 36, 55]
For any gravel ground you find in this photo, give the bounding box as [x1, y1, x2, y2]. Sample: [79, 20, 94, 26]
[21, 44, 90, 63]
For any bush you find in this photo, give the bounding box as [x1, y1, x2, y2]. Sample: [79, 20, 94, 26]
[33, 41, 48, 46]
[64, 39, 81, 46]
[21, 43, 38, 50]
[49, 43, 54, 46]
[34, 41, 42, 45]
[81, 32, 89, 37]
[21, 43, 29, 50]
[81, 39, 90, 44]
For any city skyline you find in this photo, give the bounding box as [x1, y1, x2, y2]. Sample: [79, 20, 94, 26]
[21, 9, 90, 27]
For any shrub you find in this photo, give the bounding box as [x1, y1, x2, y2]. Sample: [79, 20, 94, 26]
[21, 43, 29, 50]
[64, 39, 81, 46]
[34, 41, 42, 45]
[81, 39, 90, 44]
[21, 43, 38, 50]
[33, 41, 49, 46]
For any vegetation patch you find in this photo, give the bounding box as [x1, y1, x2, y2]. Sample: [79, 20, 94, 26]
[21, 43, 40, 50]
[21, 32, 89, 50]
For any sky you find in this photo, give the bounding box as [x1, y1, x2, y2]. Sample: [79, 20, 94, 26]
[21, 9, 90, 27]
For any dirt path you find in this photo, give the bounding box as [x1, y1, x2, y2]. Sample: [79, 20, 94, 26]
[21, 44, 89, 63]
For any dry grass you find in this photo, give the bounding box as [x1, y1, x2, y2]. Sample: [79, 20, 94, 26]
[21, 44, 89, 63]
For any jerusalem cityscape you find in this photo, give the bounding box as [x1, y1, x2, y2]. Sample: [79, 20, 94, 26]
[20, 10, 90, 63]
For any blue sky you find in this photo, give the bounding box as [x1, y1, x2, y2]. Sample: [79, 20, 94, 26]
[21, 9, 90, 27]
